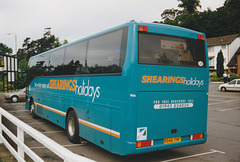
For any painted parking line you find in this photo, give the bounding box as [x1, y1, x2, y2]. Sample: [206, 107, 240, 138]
[30, 144, 85, 150]
[162, 149, 225, 162]
[42, 131, 64, 134]
[208, 99, 240, 106]
[208, 95, 239, 99]
[27, 122, 48, 125]
[16, 115, 32, 118]
[7, 110, 29, 112]
[208, 98, 225, 102]
[217, 107, 240, 112]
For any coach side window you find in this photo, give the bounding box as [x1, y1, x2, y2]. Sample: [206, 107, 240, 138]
[38, 53, 51, 75]
[87, 29, 125, 74]
[28, 57, 38, 82]
[28, 57, 38, 69]
[64, 41, 88, 75]
[49, 48, 65, 75]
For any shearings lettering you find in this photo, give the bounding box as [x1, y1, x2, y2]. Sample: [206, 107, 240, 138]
[49, 79, 76, 91]
[142, 75, 204, 87]
[142, 76, 185, 84]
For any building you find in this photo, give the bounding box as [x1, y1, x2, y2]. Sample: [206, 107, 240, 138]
[227, 47, 240, 74]
[207, 34, 240, 74]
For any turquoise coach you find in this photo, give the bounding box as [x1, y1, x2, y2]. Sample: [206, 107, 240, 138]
[26, 22, 209, 155]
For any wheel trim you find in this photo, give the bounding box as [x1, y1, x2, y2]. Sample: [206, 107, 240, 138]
[68, 117, 75, 137]
[30, 103, 35, 113]
[12, 97, 18, 102]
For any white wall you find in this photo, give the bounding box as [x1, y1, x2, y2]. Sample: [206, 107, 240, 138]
[208, 45, 229, 70]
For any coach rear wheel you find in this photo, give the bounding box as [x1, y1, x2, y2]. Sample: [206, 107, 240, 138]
[30, 99, 38, 119]
[66, 110, 80, 143]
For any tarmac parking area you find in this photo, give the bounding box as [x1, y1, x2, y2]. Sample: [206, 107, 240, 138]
[0, 83, 239, 161]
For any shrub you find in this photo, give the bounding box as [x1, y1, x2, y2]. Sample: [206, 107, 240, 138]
[210, 76, 223, 82]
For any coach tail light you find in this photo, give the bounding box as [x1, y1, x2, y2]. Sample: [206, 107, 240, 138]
[190, 133, 204, 140]
[139, 25, 148, 32]
[136, 140, 153, 148]
[197, 34, 205, 40]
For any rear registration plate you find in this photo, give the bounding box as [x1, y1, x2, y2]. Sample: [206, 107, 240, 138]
[164, 137, 181, 144]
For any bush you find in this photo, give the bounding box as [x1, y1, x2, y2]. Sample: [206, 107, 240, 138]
[209, 72, 240, 82]
[210, 76, 223, 82]
[0, 82, 15, 92]
[229, 72, 240, 80]
[209, 72, 216, 77]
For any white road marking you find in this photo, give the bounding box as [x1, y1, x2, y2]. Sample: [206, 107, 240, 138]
[30, 144, 85, 150]
[208, 99, 240, 106]
[27, 122, 47, 125]
[217, 107, 240, 112]
[42, 131, 64, 134]
[162, 149, 225, 162]
[61, 144, 86, 147]
[16, 115, 32, 118]
[23, 130, 64, 135]
[208, 95, 239, 99]
[208, 98, 226, 102]
[7, 110, 28, 112]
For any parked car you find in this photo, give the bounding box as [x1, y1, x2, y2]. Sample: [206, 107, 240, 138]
[219, 79, 240, 92]
[4, 88, 26, 103]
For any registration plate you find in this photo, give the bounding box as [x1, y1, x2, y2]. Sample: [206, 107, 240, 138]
[164, 137, 181, 144]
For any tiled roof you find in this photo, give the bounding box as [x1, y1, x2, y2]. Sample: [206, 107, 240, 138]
[207, 34, 239, 47]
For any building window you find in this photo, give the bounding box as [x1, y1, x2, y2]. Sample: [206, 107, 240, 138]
[221, 45, 226, 49]
[209, 57, 215, 67]
[208, 46, 214, 52]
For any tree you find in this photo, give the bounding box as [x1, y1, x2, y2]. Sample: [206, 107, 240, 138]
[216, 50, 224, 78]
[16, 30, 67, 88]
[0, 43, 12, 56]
[160, 0, 240, 38]
[161, 0, 201, 25]
[161, 8, 182, 21]
[160, 8, 185, 25]
[17, 30, 64, 69]
[178, 0, 201, 14]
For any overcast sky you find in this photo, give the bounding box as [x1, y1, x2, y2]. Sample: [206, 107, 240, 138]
[0, 0, 225, 54]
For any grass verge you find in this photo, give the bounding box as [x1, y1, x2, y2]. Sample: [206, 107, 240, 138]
[0, 144, 16, 162]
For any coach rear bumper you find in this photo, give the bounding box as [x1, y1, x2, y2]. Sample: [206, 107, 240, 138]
[120, 133, 207, 155]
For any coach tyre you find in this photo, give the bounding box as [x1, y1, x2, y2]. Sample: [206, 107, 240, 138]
[66, 111, 80, 143]
[30, 99, 38, 119]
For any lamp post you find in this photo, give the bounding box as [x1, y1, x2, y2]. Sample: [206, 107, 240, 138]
[44, 27, 51, 36]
